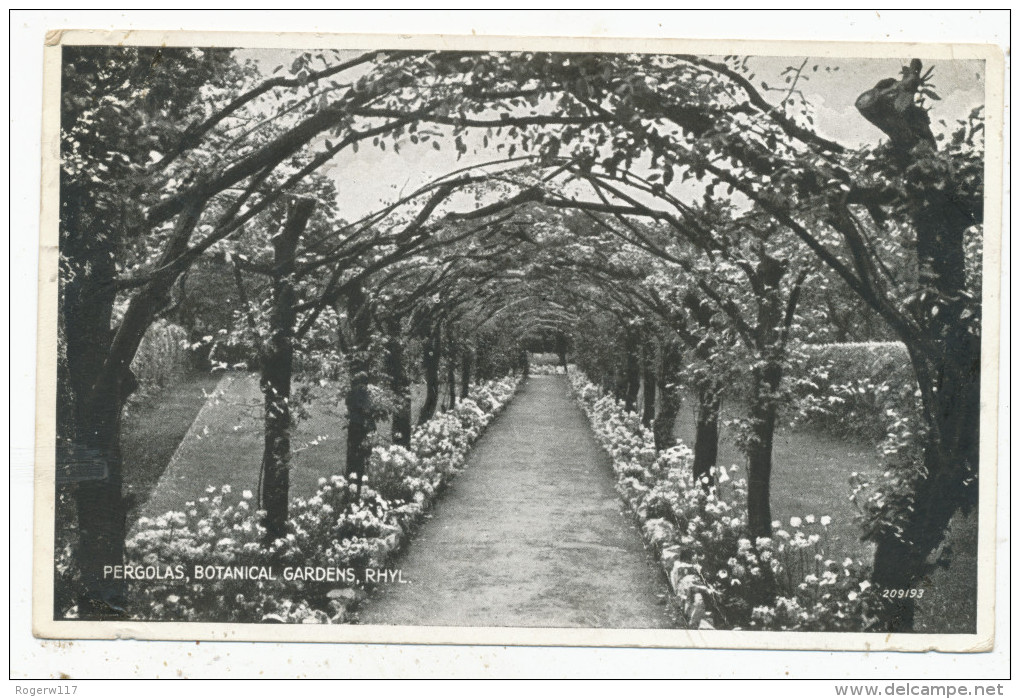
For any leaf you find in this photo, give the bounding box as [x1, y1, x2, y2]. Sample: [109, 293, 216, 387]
[432, 141, 441, 151]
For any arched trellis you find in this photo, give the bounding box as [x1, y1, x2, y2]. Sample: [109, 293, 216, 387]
[59, 48, 982, 630]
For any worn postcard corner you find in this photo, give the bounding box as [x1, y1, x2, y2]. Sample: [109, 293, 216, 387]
[35, 28, 1003, 652]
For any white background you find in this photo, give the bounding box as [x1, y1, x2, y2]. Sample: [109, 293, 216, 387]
[8, 9, 1011, 682]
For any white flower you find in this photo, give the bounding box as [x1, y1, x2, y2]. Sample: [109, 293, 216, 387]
[242, 489, 253, 500]
[804, 514, 815, 524]
[847, 591, 858, 601]
[789, 517, 803, 528]
[820, 516, 832, 527]
[859, 581, 872, 591]
[221, 484, 232, 494]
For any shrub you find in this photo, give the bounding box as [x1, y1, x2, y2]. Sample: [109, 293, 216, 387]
[790, 342, 922, 443]
[130, 319, 191, 387]
[528, 352, 561, 366]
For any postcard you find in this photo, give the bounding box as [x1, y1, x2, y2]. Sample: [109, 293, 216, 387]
[34, 28, 1003, 652]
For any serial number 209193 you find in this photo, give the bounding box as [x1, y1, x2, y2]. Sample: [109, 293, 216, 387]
[882, 588, 925, 599]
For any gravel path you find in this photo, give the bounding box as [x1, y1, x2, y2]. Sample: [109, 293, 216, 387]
[359, 374, 672, 628]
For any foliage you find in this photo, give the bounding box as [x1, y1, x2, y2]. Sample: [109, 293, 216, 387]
[790, 341, 923, 443]
[130, 319, 192, 387]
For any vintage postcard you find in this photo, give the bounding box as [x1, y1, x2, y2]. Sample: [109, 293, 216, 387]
[34, 28, 1004, 652]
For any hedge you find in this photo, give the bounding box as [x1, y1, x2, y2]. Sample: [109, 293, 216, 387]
[791, 342, 922, 443]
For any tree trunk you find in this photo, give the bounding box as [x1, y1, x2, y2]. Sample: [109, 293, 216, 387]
[556, 331, 569, 371]
[344, 285, 376, 496]
[653, 337, 684, 451]
[418, 325, 441, 424]
[474, 342, 489, 382]
[692, 383, 722, 485]
[623, 329, 641, 413]
[447, 354, 457, 410]
[871, 181, 982, 631]
[612, 362, 629, 403]
[741, 251, 791, 538]
[60, 236, 129, 618]
[383, 323, 412, 448]
[641, 338, 657, 428]
[58, 191, 204, 618]
[856, 60, 983, 630]
[746, 360, 782, 538]
[70, 409, 128, 619]
[259, 198, 313, 542]
[460, 348, 473, 399]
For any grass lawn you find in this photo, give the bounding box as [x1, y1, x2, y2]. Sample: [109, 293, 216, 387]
[121, 372, 223, 522]
[668, 389, 978, 633]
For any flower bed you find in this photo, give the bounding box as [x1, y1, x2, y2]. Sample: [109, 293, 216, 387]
[123, 374, 521, 623]
[568, 371, 882, 631]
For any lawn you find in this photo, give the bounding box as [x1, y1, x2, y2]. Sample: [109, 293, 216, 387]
[121, 371, 223, 522]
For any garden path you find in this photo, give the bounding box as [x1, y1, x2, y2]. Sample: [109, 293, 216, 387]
[358, 374, 672, 628]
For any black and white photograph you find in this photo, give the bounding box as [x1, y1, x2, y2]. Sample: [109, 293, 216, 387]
[28, 22, 1003, 657]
